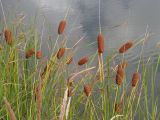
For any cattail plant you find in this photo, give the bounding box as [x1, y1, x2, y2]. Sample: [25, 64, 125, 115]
[4, 29, 12, 45]
[116, 65, 125, 85]
[57, 48, 65, 59]
[66, 57, 73, 65]
[115, 103, 122, 113]
[97, 33, 104, 54]
[3, 97, 17, 120]
[131, 72, 140, 87]
[119, 41, 133, 53]
[25, 48, 35, 58]
[58, 20, 66, 35]
[84, 84, 92, 97]
[36, 50, 42, 59]
[78, 56, 88, 65]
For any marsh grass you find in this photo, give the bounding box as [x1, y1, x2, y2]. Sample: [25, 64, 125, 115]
[0, 2, 160, 120]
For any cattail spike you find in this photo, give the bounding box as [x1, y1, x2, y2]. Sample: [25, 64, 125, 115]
[132, 72, 140, 87]
[84, 84, 92, 97]
[116, 65, 125, 85]
[57, 48, 65, 59]
[25, 48, 35, 58]
[119, 41, 133, 53]
[4, 29, 12, 45]
[97, 33, 104, 54]
[58, 20, 66, 34]
[36, 50, 42, 59]
[78, 56, 88, 65]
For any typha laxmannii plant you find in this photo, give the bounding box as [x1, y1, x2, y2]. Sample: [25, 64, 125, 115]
[97, 0, 104, 81]
[131, 72, 140, 87]
[36, 50, 42, 59]
[53, 8, 70, 52]
[119, 41, 133, 53]
[116, 64, 125, 86]
[25, 48, 35, 58]
[57, 47, 65, 59]
[78, 56, 88, 65]
[3, 97, 17, 120]
[66, 57, 73, 65]
[58, 20, 66, 35]
[4, 29, 12, 45]
[84, 84, 92, 97]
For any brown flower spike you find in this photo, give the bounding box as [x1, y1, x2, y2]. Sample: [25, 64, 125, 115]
[97, 33, 104, 54]
[132, 72, 140, 87]
[36, 50, 42, 59]
[84, 84, 92, 97]
[26, 48, 35, 58]
[78, 56, 88, 65]
[58, 20, 66, 34]
[115, 103, 122, 113]
[116, 65, 125, 85]
[57, 48, 65, 59]
[119, 41, 133, 53]
[4, 29, 12, 45]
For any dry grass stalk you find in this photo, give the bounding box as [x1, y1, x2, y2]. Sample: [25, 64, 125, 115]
[132, 72, 140, 87]
[57, 48, 65, 59]
[4, 29, 12, 45]
[35, 82, 42, 120]
[78, 56, 88, 65]
[84, 84, 92, 97]
[36, 50, 42, 59]
[25, 48, 35, 58]
[59, 88, 68, 120]
[119, 41, 133, 53]
[58, 20, 66, 34]
[3, 97, 17, 120]
[97, 33, 104, 54]
[116, 65, 125, 85]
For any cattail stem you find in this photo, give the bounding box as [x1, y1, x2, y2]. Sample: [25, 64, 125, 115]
[3, 97, 17, 120]
[0, 0, 7, 28]
[65, 97, 71, 120]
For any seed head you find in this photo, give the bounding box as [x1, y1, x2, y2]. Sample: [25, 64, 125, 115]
[97, 33, 104, 54]
[84, 84, 92, 97]
[4, 29, 12, 45]
[36, 50, 42, 59]
[26, 48, 35, 58]
[119, 41, 133, 53]
[58, 20, 66, 34]
[132, 72, 140, 87]
[57, 48, 65, 59]
[78, 56, 88, 65]
[116, 65, 125, 85]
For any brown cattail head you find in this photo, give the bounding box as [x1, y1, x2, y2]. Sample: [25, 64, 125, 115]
[36, 50, 42, 59]
[119, 41, 133, 53]
[84, 84, 92, 97]
[132, 72, 140, 87]
[115, 103, 122, 113]
[4, 29, 12, 45]
[78, 56, 88, 65]
[97, 33, 104, 54]
[116, 65, 125, 85]
[66, 57, 73, 65]
[26, 48, 35, 58]
[57, 48, 65, 59]
[58, 20, 66, 34]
